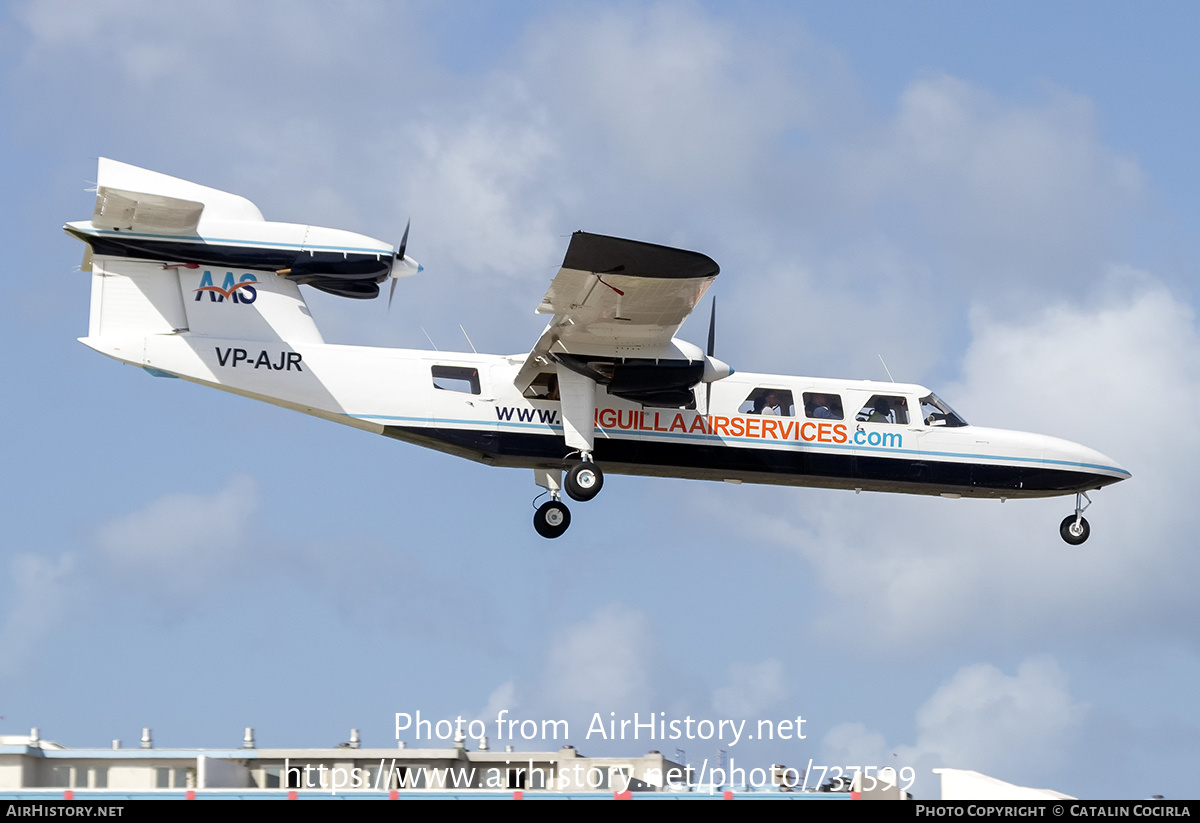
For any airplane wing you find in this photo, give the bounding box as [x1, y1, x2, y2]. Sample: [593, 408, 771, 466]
[515, 231, 719, 392]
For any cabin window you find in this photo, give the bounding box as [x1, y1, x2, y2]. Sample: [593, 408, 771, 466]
[738, 388, 795, 416]
[920, 393, 968, 427]
[431, 365, 481, 395]
[855, 394, 909, 424]
[803, 392, 844, 420]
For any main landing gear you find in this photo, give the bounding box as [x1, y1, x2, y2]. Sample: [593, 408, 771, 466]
[534, 498, 571, 539]
[531, 455, 605, 538]
[565, 455, 604, 502]
[1060, 491, 1091, 545]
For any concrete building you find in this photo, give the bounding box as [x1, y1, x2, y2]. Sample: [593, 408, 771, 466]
[0, 729, 746, 795]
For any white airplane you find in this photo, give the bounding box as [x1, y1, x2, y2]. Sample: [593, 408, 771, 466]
[65, 159, 1129, 543]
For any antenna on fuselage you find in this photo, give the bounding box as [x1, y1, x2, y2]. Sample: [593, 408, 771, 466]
[878, 354, 896, 383]
[459, 325, 478, 354]
[421, 326, 439, 351]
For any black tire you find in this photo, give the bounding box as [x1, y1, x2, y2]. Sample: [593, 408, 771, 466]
[565, 461, 604, 502]
[534, 500, 571, 539]
[1060, 515, 1090, 545]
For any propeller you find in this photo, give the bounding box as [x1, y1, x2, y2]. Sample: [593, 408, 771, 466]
[701, 296, 733, 414]
[706, 297, 716, 414]
[707, 296, 716, 358]
[388, 218, 422, 310]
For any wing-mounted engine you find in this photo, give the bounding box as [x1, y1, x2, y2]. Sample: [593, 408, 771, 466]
[550, 333, 731, 408]
[553, 353, 704, 408]
[64, 159, 420, 301]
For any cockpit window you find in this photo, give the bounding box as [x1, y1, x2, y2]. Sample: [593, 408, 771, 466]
[803, 392, 844, 420]
[738, 388, 795, 416]
[855, 395, 909, 424]
[920, 393, 968, 427]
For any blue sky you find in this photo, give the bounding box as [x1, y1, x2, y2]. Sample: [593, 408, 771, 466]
[2, 1, 1198, 799]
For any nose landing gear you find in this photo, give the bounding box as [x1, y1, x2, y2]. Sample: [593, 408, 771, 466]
[1060, 492, 1091, 545]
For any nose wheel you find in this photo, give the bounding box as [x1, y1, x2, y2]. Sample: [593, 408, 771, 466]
[534, 498, 571, 539]
[1060, 515, 1090, 545]
[1060, 492, 1092, 545]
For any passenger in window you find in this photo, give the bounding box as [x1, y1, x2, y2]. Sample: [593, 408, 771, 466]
[761, 391, 782, 416]
[868, 398, 894, 423]
[808, 394, 839, 419]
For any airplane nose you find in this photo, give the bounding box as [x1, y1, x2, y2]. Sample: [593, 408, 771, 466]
[1080, 444, 1131, 481]
[1056, 440, 1130, 487]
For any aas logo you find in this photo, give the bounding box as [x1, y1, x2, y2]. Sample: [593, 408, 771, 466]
[195, 271, 258, 304]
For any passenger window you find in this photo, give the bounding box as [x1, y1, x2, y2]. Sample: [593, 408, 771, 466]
[803, 392, 844, 420]
[855, 394, 909, 424]
[738, 388, 795, 416]
[431, 365, 481, 395]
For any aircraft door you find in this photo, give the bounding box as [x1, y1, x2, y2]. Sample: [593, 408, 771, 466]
[423, 361, 497, 456]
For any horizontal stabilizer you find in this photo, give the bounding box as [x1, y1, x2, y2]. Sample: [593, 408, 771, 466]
[93, 187, 204, 235]
[94, 158, 264, 226]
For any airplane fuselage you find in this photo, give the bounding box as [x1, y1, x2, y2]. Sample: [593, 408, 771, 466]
[82, 332, 1128, 502]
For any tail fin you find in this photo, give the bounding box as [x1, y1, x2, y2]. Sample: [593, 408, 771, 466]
[84, 255, 324, 346]
[68, 159, 351, 353]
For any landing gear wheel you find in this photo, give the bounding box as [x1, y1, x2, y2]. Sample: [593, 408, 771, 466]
[534, 499, 571, 539]
[1060, 515, 1090, 545]
[565, 461, 604, 502]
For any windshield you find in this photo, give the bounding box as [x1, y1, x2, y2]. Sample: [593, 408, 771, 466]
[920, 393, 968, 427]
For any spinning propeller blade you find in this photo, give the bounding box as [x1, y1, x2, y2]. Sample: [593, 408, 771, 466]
[388, 218, 412, 312]
[707, 296, 716, 357]
[397, 217, 410, 262]
[706, 297, 716, 412]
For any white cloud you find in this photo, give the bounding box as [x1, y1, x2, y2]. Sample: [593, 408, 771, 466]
[94, 476, 259, 597]
[478, 681, 517, 729]
[404, 115, 564, 280]
[900, 656, 1086, 774]
[0, 479, 264, 679]
[823, 656, 1086, 794]
[518, 5, 833, 194]
[539, 603, 658, 715]
[840, 76, 1144, 288]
